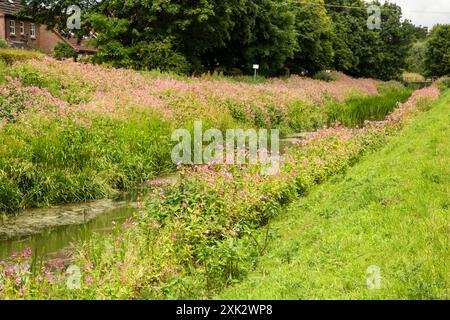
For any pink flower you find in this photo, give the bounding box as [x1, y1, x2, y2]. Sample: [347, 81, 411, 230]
[15, 277, 22, 286]
[18, 286, 26, 296]
[86, 275, 93, 286]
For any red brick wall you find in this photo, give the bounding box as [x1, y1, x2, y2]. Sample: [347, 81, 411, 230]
[0, 15, 5, 41]
[37, 25, 65, 54]
[4, 17, 39, 47]
[3, 16, 64, 54]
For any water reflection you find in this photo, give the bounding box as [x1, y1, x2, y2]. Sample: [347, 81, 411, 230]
[0, 206, 135, 262]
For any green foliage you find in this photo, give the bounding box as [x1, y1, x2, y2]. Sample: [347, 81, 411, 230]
[424, 24, 450, 77]
[0, 113, 174, 212]
[326, 85, 412, 127]
[312, 70, 337, 82]
[405, 42, 427, 75]
[134, 39, 190, 74]
[52, 42, 78, 60]
[9, 64, 95, 104]
[327, 0, 415, 80]
[0, 82, 30, 122]
[287, 0, 334, 74]
[0, 49, 42, 65]
[0, 39, 9, 49]
[436, 76, 450, 90]
[23, 0, 422, 79]
[287, 101, 327, 132]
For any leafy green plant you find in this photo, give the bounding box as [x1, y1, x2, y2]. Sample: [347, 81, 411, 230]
[326, 86, 413, 127]
[134, 39, 190, 74]
[0, 49, 42, 64]
[0, 39, 9, 49]
[312, 70, 337, 82]
[52, 42, 78, 60]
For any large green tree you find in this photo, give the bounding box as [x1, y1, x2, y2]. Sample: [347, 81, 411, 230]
[326, 0, 415, 80]
[286, 0, 334, 74]
[424, 24, 450, 77]
[201, 0, 297, 75]
[23, 0, 424, 79]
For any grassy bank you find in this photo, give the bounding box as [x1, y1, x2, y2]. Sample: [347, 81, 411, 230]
[220, 90, 450, 300]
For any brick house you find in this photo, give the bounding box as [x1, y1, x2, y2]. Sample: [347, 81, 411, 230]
[0, 0, 95, 54]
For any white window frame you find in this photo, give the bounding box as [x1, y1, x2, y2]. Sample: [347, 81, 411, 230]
[9, 20, 15, 35]
[30, 23, 36, 38]
[20, 21, 25, 35]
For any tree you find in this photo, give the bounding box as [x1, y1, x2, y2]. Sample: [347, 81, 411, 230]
[202, 0, 297, 75]
[367, 2, 414, 80]
[424, 24, 450, 77]
[406, 41, 427, 75]
[286, 0, 334, 74]
[326, 0, 415, 80]
[21, 0, 99, 39]
[325, 0, 372, 75]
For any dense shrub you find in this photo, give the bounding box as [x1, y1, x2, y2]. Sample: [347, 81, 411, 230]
[326, 85, 413, 127]
[436, 76, 450, 90]
[312, 70, 337, 82]
[133, 39, 190, 74]
[0, 39, 9, 49]
[52, 42, 78, 60]
[0, 49, 42, 65]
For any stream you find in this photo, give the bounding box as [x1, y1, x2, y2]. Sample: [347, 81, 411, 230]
[0, 136, 305, 264]
[0, 200, 136, 261]
[0, 173, 180, 263]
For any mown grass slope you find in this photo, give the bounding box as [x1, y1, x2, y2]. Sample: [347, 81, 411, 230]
[220, 90, 450, 300]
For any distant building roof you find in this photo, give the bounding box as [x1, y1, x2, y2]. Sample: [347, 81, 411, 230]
[65, 36, 97, 54]
[0, 0, 25, 16]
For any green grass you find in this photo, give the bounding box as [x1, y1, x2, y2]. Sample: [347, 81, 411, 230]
[219, 90, 450, 300]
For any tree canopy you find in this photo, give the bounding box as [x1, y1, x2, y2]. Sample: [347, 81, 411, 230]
[21, 0, 448, 80]
[424, 24, 450, 77]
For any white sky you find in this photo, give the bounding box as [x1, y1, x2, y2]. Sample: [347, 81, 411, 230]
[378, 0, 450, 28]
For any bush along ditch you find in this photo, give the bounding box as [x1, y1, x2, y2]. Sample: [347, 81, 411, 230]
[0, 84, 441, 299]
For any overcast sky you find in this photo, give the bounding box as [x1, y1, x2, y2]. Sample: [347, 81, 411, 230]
[378, 0, 450, 28]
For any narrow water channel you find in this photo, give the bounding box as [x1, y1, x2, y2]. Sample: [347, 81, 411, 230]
[0, 204, 136, 262]
[0, 173, 180, 263]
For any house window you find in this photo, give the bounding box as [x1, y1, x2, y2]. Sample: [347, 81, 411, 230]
[30, 23, 36, 38]
[9, 20, 15, 35]
[20, 22, 25, 35]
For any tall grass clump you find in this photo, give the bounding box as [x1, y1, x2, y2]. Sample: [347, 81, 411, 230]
[326, 83, 413, 127]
